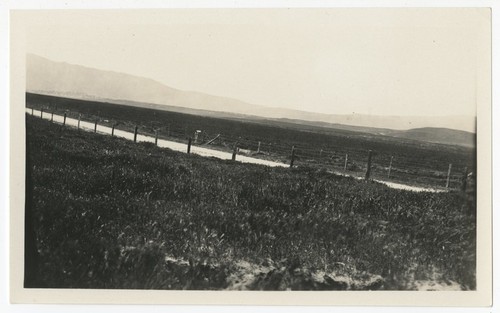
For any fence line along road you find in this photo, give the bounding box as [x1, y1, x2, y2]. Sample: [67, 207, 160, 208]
[26, 108, 468, 193]
[27, 108, 288, 168]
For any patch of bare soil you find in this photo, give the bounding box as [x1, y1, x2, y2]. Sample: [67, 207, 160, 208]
[403, 265, 463, 291]
[163, 255, 384, 290]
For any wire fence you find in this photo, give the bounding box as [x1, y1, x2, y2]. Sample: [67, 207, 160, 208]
[27, 104, 475, 191]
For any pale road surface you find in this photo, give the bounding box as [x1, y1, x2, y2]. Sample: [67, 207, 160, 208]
[27, 109, 444, 193]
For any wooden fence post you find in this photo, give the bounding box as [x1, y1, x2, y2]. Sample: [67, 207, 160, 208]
[461, 166, 468, 192]
[133, 125, 138, 142]
[40, 108, 43, 119]
[290, 146, 296, 168]
[365, 150, 373, 180]
[388, 156, 393, 178]
[94, 119, 98, 133]
[232, 144, 238, 161]
[63, 113, 67, 126]
[77, 114, 81, 130]
[257, 141, 261, 153]
[187, 137, 192, 154]
[155, 129, 158, 146]
[111, 124, 115, 137]
[446, 163, 452, 188]
[50, 112, 54, 122]
[344, 154, 348, 171]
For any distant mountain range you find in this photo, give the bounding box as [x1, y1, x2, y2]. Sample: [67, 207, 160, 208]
[26, 54, 476, 147]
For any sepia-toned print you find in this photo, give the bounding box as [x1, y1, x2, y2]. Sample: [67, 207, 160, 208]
[10, 7, 492, 305]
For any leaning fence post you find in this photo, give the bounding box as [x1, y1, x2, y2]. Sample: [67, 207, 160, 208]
[388, 156, 394, 178]
[446, 163, 452, 188]
[94, 119, 98, 133]
[133, 125, 138, 142]
[344, 154, 348, 171]
[63, 113, 67, 126]
[365, 150, 373, 180]
[290, 146, 296, 168]
[155, 129, 158, 146]
[187, 137, 192, 154]
[111, 124, 115, 137]
[461, 166, 468, 192]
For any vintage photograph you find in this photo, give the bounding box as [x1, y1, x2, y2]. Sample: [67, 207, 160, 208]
[9, 6, 492, 305]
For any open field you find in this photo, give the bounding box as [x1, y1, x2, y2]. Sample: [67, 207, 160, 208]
[26, 93, 476, 190]
[25, 115, 476, 290]
[26, 107, 449, 193]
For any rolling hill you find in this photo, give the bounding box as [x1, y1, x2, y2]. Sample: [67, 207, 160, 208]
[388, 128, 475, 148]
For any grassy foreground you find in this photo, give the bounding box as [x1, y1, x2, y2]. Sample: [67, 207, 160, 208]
[25, 116, 476, 290]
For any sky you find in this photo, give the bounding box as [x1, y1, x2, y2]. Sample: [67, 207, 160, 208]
[24, 8, 489, 117]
